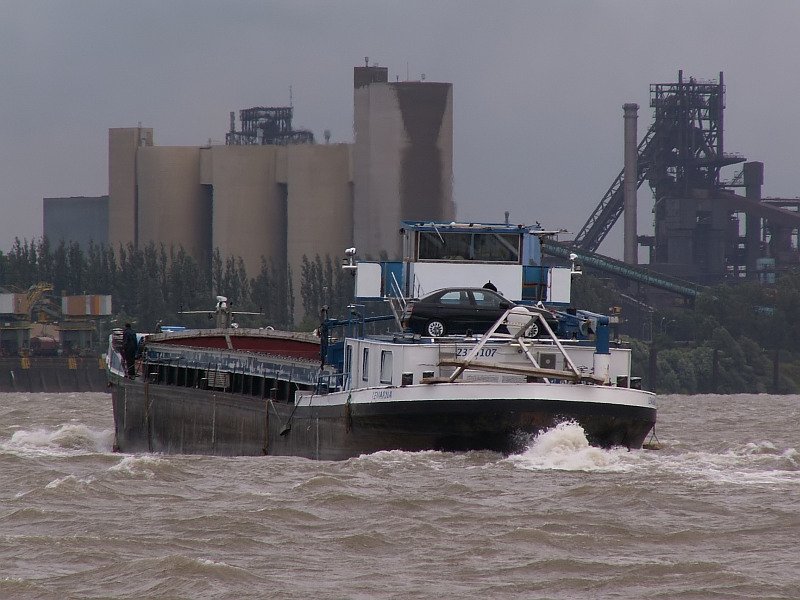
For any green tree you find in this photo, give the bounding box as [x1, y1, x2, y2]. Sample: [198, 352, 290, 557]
[37, 237, 55, 284]
[65, 241, 86, 293]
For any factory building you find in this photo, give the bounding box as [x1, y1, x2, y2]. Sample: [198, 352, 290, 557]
[103, 65, 453, 320]
[48, 66, 800, 321]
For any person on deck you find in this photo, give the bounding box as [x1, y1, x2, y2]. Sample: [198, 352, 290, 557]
[122, 323, 138, 379]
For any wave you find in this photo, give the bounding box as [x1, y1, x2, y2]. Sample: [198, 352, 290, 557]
[1, 423, 114, 457]
[503, 418, 800, 485]
[652, 444, 800, 486]
[54, 554, 260, 599]
[45, 473, 96, 489]
[107, 454, 169, 479]
[348, 449, 468, 475]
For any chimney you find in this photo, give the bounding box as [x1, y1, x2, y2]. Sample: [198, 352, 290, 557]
[623, 103, 639, 265]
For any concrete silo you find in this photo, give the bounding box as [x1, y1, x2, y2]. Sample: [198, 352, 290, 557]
[136, 146, 210, 261]
[208, 144, 286, 281]
[285, 143, 353, 317]
[108, 127, 153, 249]
[353, 66, 454, 260]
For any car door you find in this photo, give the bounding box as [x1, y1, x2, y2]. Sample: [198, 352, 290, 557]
[436, 289, 471, 333]
[470, 289, 511, 332]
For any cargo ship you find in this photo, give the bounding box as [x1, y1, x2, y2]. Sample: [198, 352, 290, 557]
[107, 222, 657, 460]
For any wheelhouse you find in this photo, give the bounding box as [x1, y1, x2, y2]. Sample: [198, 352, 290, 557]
[354, 221, 574, 306]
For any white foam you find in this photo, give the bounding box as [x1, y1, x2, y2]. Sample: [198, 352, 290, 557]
[108, 454, 165, 479]
[45, 474, 96, 489]
[612, 436, 800, 487]
[508, 421, 631, 472]
[661, 444, 800, 485]
[740, 440, 779, 455]
[2, 423, 114, 457]
[196, 558, 244, 570]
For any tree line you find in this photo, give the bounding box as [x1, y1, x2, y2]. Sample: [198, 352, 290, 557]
[572, 270, 800, 394]
[0, 237, 353, 338]
[4, 236, 799, 393]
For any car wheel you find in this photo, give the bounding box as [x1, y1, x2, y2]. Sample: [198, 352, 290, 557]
[526, 322, 540, 338]
[426, 320, 446, 337]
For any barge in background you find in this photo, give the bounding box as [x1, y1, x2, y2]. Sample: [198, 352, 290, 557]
[107, 222, 657, 460]
[1, 356, 107, 393]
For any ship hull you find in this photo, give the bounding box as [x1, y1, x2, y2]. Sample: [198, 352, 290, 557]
[0, 356, 108, 393]
[110, 377, 656, 460]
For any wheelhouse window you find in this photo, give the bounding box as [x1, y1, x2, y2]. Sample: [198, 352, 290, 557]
[417, 231, 520, 263]
[380, 350, 393, 384]
[473, 233, 520, 262]
[362, 348, 369, 382]
[345, 344, 352, 375]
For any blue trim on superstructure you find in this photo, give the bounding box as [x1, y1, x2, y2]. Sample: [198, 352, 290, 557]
[401, 221, 537, 235]
[522, 265, 548, 301]
[382, 261, 404, 296]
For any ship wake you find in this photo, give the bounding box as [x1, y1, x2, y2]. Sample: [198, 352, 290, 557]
[507, 421, 633, 473]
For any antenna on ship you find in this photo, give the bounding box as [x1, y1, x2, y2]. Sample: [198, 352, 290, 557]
[342, 247, 357, 273]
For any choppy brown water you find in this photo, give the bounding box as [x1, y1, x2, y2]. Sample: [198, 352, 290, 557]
[1, 392, 798, 599]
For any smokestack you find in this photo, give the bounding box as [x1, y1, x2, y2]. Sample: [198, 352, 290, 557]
[743, 161, 764, 278]
[623, 103, 639, 265]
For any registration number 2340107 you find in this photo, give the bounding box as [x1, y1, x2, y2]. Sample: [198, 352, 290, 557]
[455, 347, 498, 358]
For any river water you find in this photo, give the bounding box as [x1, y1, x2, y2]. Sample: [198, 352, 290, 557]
[0, 392, 798, 599]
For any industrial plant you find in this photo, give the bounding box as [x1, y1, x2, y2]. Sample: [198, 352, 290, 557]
[100, 62, 454, 324]
[568, 71, 800, 288]
[41, 67, 800, 318]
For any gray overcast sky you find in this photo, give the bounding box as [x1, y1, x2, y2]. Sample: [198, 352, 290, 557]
[2, 1, 799, 258]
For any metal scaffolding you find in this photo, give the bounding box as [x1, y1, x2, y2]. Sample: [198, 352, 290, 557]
[225, 107, 314, 146]
[648, 71, 742, 198]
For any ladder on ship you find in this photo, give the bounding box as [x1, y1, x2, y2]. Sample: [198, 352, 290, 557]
[384, 272, 407, 331]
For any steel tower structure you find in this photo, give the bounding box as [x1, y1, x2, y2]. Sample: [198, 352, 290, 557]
[570, 71, 800, 285]
[573, 71, 744, 254]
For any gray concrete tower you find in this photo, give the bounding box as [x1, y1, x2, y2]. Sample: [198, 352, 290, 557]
[353, 66, 454, 260]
